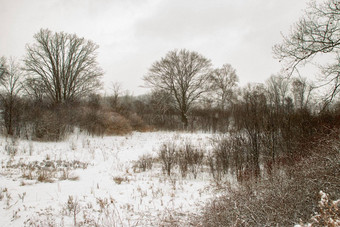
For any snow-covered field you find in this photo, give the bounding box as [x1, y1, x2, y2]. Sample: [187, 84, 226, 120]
[0, 131, 216, 226]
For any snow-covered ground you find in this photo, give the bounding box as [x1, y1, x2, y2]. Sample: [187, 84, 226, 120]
[0, 131, 216, 226]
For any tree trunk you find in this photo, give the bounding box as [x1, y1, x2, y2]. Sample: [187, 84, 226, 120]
[181, 112, 188, 129]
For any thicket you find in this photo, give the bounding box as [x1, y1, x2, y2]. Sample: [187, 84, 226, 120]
[184, 100, 340, 226]
[141, 94, 340, 225]
[194, 126, 340, 226]
[0, 95, 150, 141]
[158, 141, 204, 178]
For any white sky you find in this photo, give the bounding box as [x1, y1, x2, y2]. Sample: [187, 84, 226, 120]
[0, 0, 323, 95]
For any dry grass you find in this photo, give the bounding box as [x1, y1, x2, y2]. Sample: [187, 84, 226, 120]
[2, 159, 86, 183]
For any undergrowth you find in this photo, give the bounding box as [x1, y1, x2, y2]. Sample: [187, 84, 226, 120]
[191, 130, 340, 226]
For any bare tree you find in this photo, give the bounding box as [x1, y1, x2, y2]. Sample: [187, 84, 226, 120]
[149, 89, 175, 128]
[144, 49, 212, 128]
[320, 54, 340, 106]
[266, 73, 290, 108]
[209, 64, 238, 110]
[0, 57, 23, 135]
[264, 74, 290, 164]
[24, 77, 46, 102]
[23, 28, 103, 104]
[232, 84, 268, 180]
[291, 77, 314, 110]
[0, 57, 6, 78]
[109, 82, 122, 110]
[242, 84, 267, 180]
[273, 0, 340, 104]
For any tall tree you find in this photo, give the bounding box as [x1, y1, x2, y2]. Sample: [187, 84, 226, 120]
[291, 77, 314, 110]
[109, 82, 122, 111]
[234, 84, 268, 180]
[243, 84, 267, 179]
[149, 89, 176, 128]
[144, 49, 212, 128]
[23, 28, 103, 104]
[266, 73, 290, 109]
[209, 64, 238, 110]
[0, 57, 23, 135]
[273, 0, 340, 105]
[265, 74, 290, 164]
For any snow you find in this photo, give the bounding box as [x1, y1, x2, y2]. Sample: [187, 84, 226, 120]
[0, 131, 215, 226]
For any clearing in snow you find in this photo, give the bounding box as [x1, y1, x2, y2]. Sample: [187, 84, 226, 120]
[0, 131, 218, 226]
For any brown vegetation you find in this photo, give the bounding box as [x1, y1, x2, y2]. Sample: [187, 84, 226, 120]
[192, 127, 340, 226]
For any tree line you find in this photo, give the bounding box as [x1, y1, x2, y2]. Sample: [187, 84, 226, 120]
[0, 0, 339, 142]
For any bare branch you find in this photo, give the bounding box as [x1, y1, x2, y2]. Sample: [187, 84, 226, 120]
[143, 49, 212, 128]
[273, 0, 340, 106]
[23, 28, 103, 104]
[209, 64, 239, 110]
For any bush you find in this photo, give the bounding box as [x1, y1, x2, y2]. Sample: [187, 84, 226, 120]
[177, 142, 204, 178]
[158, 140, 205, 178]
[208, 134, 249, 182]
[80, 108, 106, 136]
[133, 154, 154, 172]
[79, 108, 132, 136]
[104, 112, 132, 135]
[18, 102, 77, 141]
[298, 191, 340, 227]
[159, 142, 177, 176]
[128, 113, 148, 131]
[34, 109, 70, 141]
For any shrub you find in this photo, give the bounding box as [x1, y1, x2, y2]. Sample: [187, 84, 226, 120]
[133, 154, 154, 172]
[177, 142, 204, 179]
[18, 103, 77, 141]
[298, 191, 340, 227]
[37, 170, 54, 183]
[159, 142, 177, 176]
[80, 109, 106, 136]
[105, 112, 132, 135]
[158, 140, 205, 178]
[208, 136, 231, 180]
[79, 108, 132, 136]
[34, 109, 69, 141]
[128, 113, 148, 131]
[209, 134, 249, 182]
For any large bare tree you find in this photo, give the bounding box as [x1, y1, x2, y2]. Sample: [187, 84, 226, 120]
[209, 64, 238, 110]
[0, 57, 23, 135]
[273, 0, 340, 105]
[23, 29, 103, 104]
[144, 49, 212, 128]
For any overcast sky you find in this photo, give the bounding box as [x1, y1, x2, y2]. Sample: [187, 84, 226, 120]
[0, 0, 322, 95]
